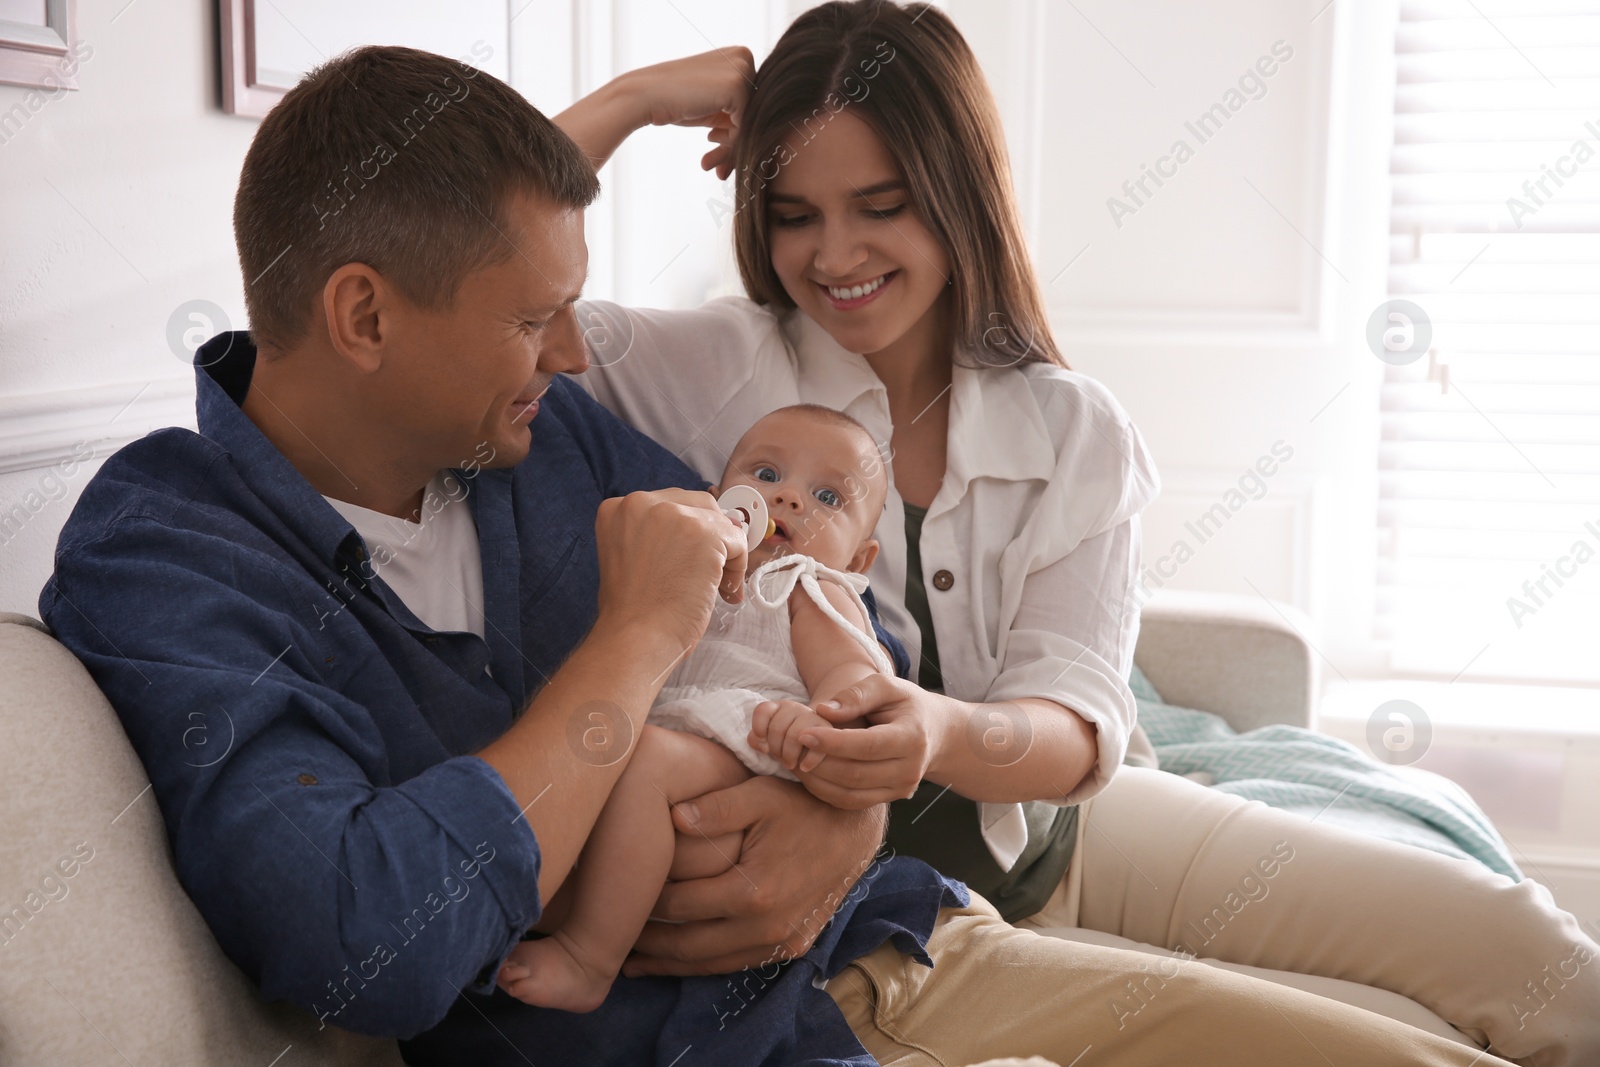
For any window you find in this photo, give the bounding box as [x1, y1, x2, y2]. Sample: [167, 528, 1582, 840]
[1378, 1, 1600, 686]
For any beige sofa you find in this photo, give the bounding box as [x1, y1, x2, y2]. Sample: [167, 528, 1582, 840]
[0, 589, 1469, 1065]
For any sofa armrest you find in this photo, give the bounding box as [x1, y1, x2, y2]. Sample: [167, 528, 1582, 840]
[0, 613, 403, 1067]
[1133, 589, 1317, 732]
[0, 610, 49, 633]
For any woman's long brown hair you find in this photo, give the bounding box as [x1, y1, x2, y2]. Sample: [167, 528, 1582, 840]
[733, 0, 1068, 370]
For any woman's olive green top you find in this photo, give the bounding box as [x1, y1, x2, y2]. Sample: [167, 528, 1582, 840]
[885, 501, 1079, 922]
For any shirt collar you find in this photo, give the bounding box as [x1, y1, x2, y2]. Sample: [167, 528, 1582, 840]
[193, 330, 367, 569]
[944, 362, 1057, 493]
[782, 308, 886, 415]
[780, 309, 1057, 496]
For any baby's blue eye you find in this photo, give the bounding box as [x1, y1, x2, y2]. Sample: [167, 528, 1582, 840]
[814, 487, 842, 508]
[754, 466, 778, 483]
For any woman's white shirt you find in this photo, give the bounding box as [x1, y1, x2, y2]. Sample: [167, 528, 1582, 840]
[573, 296, 1161, 866]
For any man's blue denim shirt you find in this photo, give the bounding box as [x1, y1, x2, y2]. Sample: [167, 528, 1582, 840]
[39, 333, 963, 1066]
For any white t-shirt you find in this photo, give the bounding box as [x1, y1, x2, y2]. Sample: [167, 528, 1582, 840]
[572, 295, 1162, 870]
[323, 470, 487, 642]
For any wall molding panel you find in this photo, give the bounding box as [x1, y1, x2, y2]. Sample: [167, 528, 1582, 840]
[1137, 466, 1318, 614]
[0, 376, 194, 476]
[1004, 0, 1338, 349]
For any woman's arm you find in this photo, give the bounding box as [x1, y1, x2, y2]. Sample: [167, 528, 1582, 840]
[553, 51, 781, 481]
[793, 517, 1143, 807]
[553, 47, 754, 176]
[791, 681, 1097, 807]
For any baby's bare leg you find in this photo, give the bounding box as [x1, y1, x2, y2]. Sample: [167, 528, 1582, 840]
[498, 726, 749, 1012]
[666, 828, 745, 881]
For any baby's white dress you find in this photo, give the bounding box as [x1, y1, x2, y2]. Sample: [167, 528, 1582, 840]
[650, 554, 894, 778]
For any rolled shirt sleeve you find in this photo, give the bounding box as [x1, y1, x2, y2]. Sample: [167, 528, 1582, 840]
[982, 372, 1161, 806]
[41, 517, 542, 1037]
[985, 514, 1145, 805]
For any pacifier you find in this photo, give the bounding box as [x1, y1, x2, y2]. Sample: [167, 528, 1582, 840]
[718, 485, 776, 551]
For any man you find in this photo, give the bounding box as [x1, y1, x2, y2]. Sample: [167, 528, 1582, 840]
[40, 44, 1517, 1067]
[40, 43, 951, 1067]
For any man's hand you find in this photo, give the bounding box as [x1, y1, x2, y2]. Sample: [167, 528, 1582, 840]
[480, 489, 748, 905]
[623, 776, 886, 976]
[594, 488, 749, 656]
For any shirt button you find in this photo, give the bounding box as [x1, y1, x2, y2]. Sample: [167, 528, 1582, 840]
[932, 569, 955, 591]
[297, 773, 318, 786]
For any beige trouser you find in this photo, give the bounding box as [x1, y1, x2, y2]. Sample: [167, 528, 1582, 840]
[827, 767, 1600, 1067]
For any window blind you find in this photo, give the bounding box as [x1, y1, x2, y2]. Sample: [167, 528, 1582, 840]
[1380, 0, 1600, 685]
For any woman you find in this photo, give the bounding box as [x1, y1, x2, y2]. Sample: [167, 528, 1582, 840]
[551, 3, 1599, 1064]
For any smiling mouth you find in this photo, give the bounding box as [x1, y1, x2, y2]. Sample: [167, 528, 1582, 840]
[510, 388, 548, 420]
[819, 271, 897, 309]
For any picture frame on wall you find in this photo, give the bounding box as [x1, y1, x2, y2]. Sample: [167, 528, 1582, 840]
[218, 0, 511, 118]
[0, 0, 83, 92]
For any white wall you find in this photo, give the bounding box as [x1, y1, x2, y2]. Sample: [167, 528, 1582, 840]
[1, 0, 249, 613]
[1, 0, 1394, 674]
[945, 0, 1399, 684]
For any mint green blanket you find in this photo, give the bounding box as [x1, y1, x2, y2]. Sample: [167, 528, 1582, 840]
[1128, 665, 1521, 881]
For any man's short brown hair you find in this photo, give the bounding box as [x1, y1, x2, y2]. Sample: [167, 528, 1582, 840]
[234, 45, 599, 350]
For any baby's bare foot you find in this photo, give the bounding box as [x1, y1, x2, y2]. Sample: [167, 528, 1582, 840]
[496, 934, 615, 1013]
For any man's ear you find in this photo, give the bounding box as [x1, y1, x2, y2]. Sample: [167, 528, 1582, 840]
[322, 263, 390, 374]
[849, 537, 879, 575]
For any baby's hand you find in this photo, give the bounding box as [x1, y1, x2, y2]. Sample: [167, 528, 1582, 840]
[750, 699, 834, 772]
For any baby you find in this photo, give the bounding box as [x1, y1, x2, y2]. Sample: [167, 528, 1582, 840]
[496, 403, 893, 1012]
